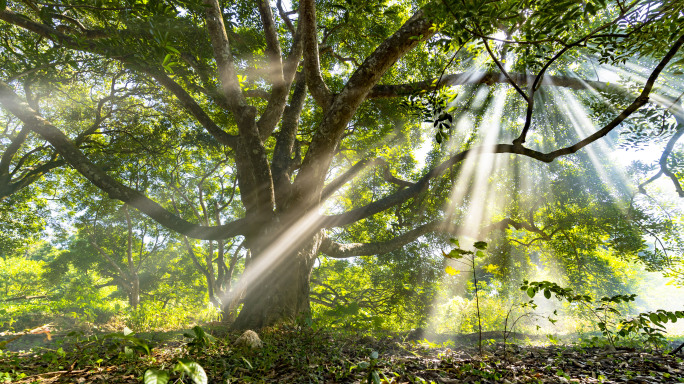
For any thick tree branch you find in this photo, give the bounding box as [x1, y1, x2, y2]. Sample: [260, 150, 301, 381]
[323, 32, 684, 229]
[197, 0, 277, 219]
[482, 218, 551, 240]
[256, 14, 303, 141]
[294, 9, 435, 206]
[320, 221, 444, 258]
[480, 35, 529, 102]
[366, 72, 621, 98]
[144, 68, 237, 148]
[0, 125, 30, 176]
[254, 0, 287, 139]
[276, 0, 295, 34]
[233, 134, 276, 220]
[0, 9, 238, 150]
[0, 81, 247, 240]
[202, 0, 249, 116]
[201, 0, 276, 219]
[257, 0, 284, 85]
[545, 33, 684, 158]
[300, 0, 332, 108]
[0, 9, 98, 50]
[639, 119, 684, 197]
[272, 74, 307, 209]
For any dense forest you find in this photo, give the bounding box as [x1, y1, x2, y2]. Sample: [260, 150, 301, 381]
[1, 0, 684, 382]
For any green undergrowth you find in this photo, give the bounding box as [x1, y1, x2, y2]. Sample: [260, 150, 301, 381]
[1, 325, 683, 383]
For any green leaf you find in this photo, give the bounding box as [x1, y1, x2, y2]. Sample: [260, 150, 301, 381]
[473, 241, 487, 250]
[667, 312, 677, 322]
[527, 287, 536, 298]
[144, 369, 170, 384]
[174, 359, 207, 384]
[544, 289, 551, 299]
[0, 0, 6, 10]
[447, 248, 467, 259]
[370, 370, 381, 384]
[241, 356, 253, 370]
[648, 313, 660, 324]
[164, 45, 180, 54]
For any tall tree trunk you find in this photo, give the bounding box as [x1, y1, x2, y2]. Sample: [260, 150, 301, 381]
[219, 242, 244, 323]
[129, 277, 140, 309]
[124, 205, 140, 309]
[232, 230, 323, 329]
[206, 241, 219, 307]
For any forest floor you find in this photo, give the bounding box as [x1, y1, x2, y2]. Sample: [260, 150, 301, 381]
[0, 325, 683, 383]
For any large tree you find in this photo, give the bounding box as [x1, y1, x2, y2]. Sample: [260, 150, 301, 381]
[0, 0, 683, 328]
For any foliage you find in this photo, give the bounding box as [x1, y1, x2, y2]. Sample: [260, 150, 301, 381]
[104, 326, 153, 357]
[144, 359, 208, 384]
[312, 250, 440, 331]
[2, 327, 684, 383]
[0, 191, 47, 256]
[0, 238, 218, 333]
[620, 309, 684, 348]
[122, 302, 220, 333]
[183, 325, 216, 355]
[521, 280, 684, 348]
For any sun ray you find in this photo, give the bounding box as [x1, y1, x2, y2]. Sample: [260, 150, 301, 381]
[547, 85, 633, 206]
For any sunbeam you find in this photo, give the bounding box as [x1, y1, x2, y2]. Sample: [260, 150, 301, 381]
[549, 86, 633, 205]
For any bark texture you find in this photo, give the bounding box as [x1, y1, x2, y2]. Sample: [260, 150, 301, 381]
[232, 230, 325, 329]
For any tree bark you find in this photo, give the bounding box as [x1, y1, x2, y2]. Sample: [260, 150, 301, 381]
[129, 278, 140, 309]
[232, 228, 324, 329]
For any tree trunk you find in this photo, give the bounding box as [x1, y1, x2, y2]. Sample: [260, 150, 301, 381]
[220, 292, 242, 324]
[129, 276, 140, 309]
[231, 230, 323, 329]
